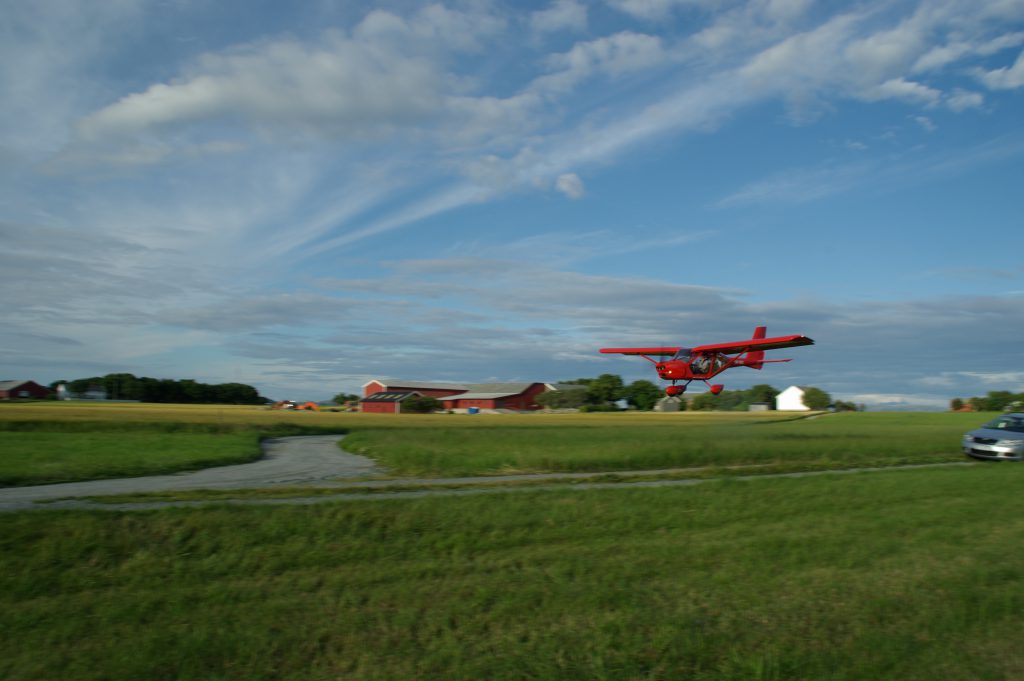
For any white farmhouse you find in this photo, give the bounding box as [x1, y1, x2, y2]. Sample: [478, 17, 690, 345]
[776, 386, 810, 411]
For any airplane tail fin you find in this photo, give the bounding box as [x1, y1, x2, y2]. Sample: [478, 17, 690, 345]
[746, 326, 766, 369]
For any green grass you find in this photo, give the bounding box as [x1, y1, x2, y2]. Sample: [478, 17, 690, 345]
[3, 465, 1024, 680]
[340, 412, 972, 476]
[0, 404, 986, 484]
[57, 460, 966, 505]
[0, 421, 347, 487]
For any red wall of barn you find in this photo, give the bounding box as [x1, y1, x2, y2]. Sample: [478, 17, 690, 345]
[360, 402, 398, 414]
[447, 398, 499, 409]
[500, 383, 546, 410]
[0, 381, 51, 400]
[444, 384, 547, 411]
[363, 381, 386, 398]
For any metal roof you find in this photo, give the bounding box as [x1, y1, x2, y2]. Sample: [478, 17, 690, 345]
[444, 392, 521, 401]
[363, 379, 468, 391]
[0, 380, 31, 391]
[360, 391, 421, 403]
[465, 382, 535, 393]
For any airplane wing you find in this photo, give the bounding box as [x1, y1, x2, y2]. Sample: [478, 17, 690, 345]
[600, 347, 681, 356]
[692, 334, 814, 355]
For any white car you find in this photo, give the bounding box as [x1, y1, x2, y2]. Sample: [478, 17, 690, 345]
[963, 413, 1024, 461]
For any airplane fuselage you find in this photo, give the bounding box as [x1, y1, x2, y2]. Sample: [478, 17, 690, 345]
[655, 351, 729, 382]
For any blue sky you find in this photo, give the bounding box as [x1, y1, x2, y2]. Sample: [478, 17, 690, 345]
[2, 0, 1023, 408]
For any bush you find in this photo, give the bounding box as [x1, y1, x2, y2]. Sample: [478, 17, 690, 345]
[402, 395, 442, 413]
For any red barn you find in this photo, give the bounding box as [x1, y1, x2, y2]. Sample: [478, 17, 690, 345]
[361, 380, 549, 413]
[0, 380, 51, 400]
[441, 383, 547, 412]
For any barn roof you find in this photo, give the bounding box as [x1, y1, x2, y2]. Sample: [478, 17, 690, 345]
[0, 380, 31, 391]
[442, 383, 539, 401]
[545, 383, 588, 391]
[360, 391, 422, 403]
[445, 391, 520, 401]
[466, 382, 535, 393]
[363, 379, 468, 391]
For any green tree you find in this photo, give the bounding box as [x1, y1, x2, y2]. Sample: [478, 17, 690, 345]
[982, 391, 1016, 411]
[213, 383, 263, 404]
[623, 380, 663, 411]
[333, 393, 361, 405]
[402, 395, 441, 413]
[535, 389, 587, 409]
[586, 374, 625, 405]
[689, 392, 718, 411]
[747, 384, 779, 407]
[950, 398, 964, 411]
[801, 387, 832, 410]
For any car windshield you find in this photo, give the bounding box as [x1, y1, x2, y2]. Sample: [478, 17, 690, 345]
[983, 415, 1024, 433]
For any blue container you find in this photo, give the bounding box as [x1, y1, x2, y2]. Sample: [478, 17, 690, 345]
[467, 407, 480, 415]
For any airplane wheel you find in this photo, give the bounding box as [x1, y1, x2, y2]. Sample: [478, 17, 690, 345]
[710, 384, 724, 395]
[665, 385, 686, 397]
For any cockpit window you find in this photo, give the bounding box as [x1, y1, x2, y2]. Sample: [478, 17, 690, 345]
[672, 348, 692, 361]
[984, 416, 1024, 433]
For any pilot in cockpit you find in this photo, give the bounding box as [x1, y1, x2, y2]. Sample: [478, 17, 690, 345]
[690, 354, 711, 374]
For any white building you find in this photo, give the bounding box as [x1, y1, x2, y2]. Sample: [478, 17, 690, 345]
[776, 386, 810, 411]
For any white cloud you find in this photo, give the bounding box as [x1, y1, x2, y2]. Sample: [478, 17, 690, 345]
[352, 5, 506, 54]
[945, 88, 984, 112]
[912, 115, 937, 132]
[961, 371, 1024, 388]
[913, 32, 1024, 73]
[976, 49, 1024, 89]
[864, 77, 941, 105]
[717, 159, 872, 206]
[531, 0, 588, 34]
[536, 31, 670, 95]
[555, 173, 585, 198]
[0, 0, 144, 157]
[606, 0, 681, 21]
[605, 0, 729, 22]
[77, 35, 446, 143]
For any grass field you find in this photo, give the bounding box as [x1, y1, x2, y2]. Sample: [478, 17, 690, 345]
[340, 411, 971, 476]
[3, 465, 1024, 680]
[0, 402, 984, 484]
[4, 402, 1017, 679]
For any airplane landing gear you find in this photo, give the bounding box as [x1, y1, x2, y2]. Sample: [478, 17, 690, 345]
[665, 385, 687, 397]
[709, 384, 724, 395]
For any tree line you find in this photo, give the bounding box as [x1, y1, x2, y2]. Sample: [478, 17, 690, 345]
[538, 375, 844, 411]
[54, 373, 266, 405]
[951, 391, 1024, 412]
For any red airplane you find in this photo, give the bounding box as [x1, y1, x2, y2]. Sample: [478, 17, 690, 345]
[600, 326, 814, 396]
